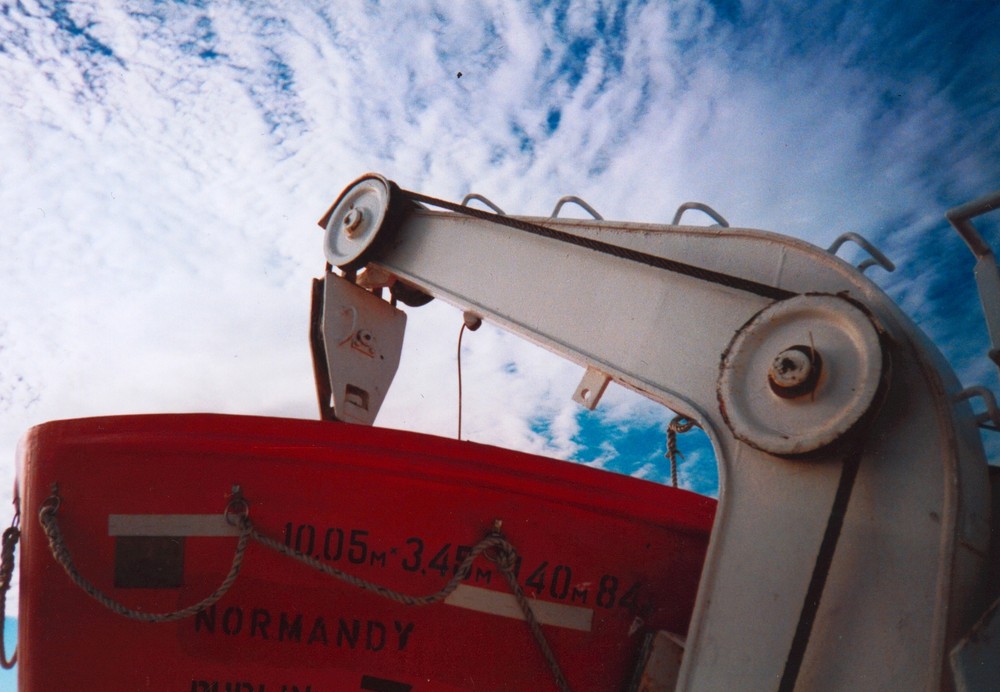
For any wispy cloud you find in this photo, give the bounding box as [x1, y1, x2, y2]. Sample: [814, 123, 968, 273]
[1, 1, 999, 540]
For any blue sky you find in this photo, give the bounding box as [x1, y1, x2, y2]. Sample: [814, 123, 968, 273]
[0, 4, 999, 679]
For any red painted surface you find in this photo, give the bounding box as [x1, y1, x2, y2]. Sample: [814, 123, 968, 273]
[16, 414, 715, 691]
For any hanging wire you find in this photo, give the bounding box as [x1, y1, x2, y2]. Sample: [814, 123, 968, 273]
[456, 313, 483, 441]
[457, 322, 467, 440]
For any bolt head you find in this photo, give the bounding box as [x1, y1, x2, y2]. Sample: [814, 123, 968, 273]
[342, 208, 363, 237]
[768, 345, 822, 399]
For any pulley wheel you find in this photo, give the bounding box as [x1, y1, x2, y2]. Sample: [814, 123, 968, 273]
[322, 174, 395, 270]
[717, 294, 885, 456]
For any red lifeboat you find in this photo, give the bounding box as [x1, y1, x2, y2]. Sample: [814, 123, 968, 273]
[16, 414, 715, 691]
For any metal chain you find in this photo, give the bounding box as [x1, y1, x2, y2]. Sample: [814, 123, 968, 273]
[38, 490, 571, 691]
[666, 415, 699, 488]
[0, 518, 19, 670]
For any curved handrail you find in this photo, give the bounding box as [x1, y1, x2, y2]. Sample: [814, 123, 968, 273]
[672, 202, 729, 228]
[550, 196, 603, 220]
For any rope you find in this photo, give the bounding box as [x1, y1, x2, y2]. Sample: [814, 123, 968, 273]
[39, 499, 251, 623]
[0, 521, 19, 669]
[249, 528, 571, 691]
[492, 551, 572, 692]
[250, 526, 502, 607]
[38, 491, 571, 691]
[666, 415, 698, 488]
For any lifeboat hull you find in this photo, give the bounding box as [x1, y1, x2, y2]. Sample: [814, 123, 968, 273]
[16, 414, 715, 691]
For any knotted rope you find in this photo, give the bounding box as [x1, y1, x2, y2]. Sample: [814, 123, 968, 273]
[37, 487, 570, 691]
[666, 414, 699, 488]
[38, 490, 251, 624]
[0, 514, 19, 669]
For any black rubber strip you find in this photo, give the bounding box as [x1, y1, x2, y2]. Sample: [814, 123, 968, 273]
[402, 189, 797, 302]
[777, 442, 864, 691]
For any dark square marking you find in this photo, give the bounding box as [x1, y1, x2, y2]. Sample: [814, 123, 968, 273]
[361, 675, 413, 692]
[114, 536, 185, 588]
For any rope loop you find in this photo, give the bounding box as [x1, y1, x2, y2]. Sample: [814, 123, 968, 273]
[39, 489, 60, 516]
[39, 491, 251, 624]
[668, 415, 698, 435]
[224, 495, 250, 527]
[666, 414, 700, 488]
[0, 516, 19, 669]
[483, 537, 517, 573]
[0, 529, 18, 584]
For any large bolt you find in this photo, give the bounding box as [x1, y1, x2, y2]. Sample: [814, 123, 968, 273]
[342, 208, 364, 237]
[768, 345, 822, 399]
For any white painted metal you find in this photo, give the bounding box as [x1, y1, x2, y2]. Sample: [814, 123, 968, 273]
[955, 386, 1000, 429]
[321, 175, 392, 267]
[951, 597, 1000, 691]
[321, 273, 406, 424]
[319, 179, 994, 690]
[573, 366, 611, 410]
[950, 466, 1000, 690]
[973, 254, 1000, 361]
[718, 294, 884, 456]
[634, 631, 686, 692]
[947, 191, 1000, 371]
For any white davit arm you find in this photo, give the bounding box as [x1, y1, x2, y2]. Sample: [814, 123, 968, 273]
[312, 174, 996, 691]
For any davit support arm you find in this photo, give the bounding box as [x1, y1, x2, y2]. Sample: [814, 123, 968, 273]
[312, 174, 998, 690]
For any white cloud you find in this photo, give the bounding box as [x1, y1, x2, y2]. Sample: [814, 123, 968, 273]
[1, 1, 998, 619]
